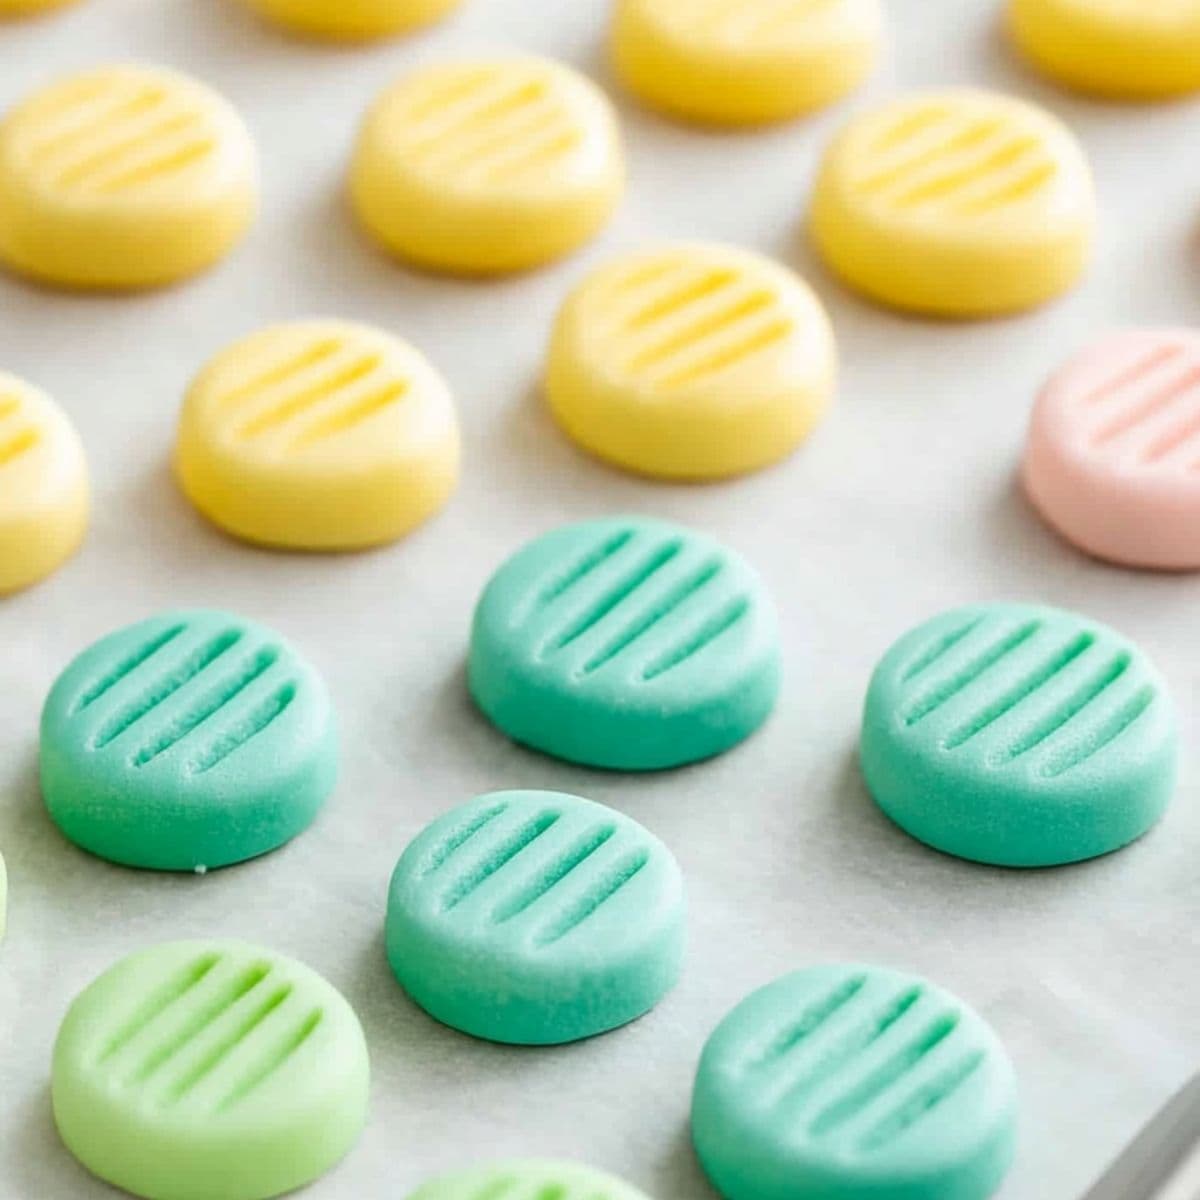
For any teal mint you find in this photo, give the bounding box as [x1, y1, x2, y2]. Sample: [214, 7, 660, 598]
[860, 603, 1176, 868]
[691, 964, 1018, 1200]
[41, 609, 338, 871]
[385, 789, 686, 1045]
[468, 515, 781, 770]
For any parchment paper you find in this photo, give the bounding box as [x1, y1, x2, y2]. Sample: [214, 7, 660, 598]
[1, 1, 1198, 1196]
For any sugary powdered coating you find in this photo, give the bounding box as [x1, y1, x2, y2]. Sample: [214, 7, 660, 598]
[692, 963, 1017, 1200]
[41, 609, 338, 871]
[468, 515, 782, 770]
[860, 603, 1177, 867]
[386, 789, 686, 1045]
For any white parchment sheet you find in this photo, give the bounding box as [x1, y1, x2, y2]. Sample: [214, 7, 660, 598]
[1, 1, 1198, 1196]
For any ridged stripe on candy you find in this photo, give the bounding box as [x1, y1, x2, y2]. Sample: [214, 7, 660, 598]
[89, 628, 246, 748]
[214, 339, 409, 449]
[416, 98, 581, 184]
[394, 72, 582, 183]
[94, 954, 325, 1113]
[899, 617, 1158, 775]
[418, 801, 511, 876]
[216, 338, 344, 412]
[26, 83, 217, 196]
[191, 682, 297, 774]
[858, 108, 1057, 216]
[74, 623, 188, 712]
[493, 824, 618, 922]
[535, 848, 650, 944]
[0, 390, 40, 469]
[131, 646, 281, 766]
[532, 528, 637, 611]
[526, 532, 751, 679]
[901, 619, 1043, 725]
[745, 975, 985, 1149]
[597, 261, 796, 388]
[75, 622, 299, 770]
[1081, 344, 1184, 408]
[423, 804, 654, 944]
[0, 426, 39, 470]
[941, 631, 1096, 749]
[1087, 342, 1200, 462]
[289, 381, 409, 450]
[217, 1008, 323, 1111]
[550, 539, 685, 651]
[440, 809, 562, 910]
[582, 559, 723, 674]
[28, 82, 166, 162]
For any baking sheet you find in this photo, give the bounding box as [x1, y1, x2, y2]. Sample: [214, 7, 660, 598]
[2, 0, 1199, 1196]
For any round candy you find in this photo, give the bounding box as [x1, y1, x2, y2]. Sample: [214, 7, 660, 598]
[692, 964, 1017, 1200]
[611, 0, 883, 126]
[175, 319, 459, 551]
[1023, 329, 1200, 570]
[53, 939, 369, 1200]
[545, 242, 836, 480]
[810, 89, 1095, 317]
[386, 789, 686, 1044]
[860, 603, 1177, 867]
[408, 1160, 652, 1200]
[0, 65, 256, 290]
[0, 371, 88, 594]
[1009, 0, 1200, 99]
[468, 516, 782, 769]
[41, 609, 338, 871]
[350, 57, 624, 275]
[242, 0, 461, 39]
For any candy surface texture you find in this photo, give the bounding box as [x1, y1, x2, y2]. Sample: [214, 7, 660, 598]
[41, 609, 338, 870]
[242, 0, 461, 39]
[546, 242, 837, 479]
[176, 319, 459, 550]
[860, 603, 1176, 866]
[53, 939, 369, 1200]
[1010, 0, 1200, 98]
[468, 515, 782, 769]
[351, 57, 624, 274]
[386, 789, 686, 1044]
[0, 65, 257, 289]
[810, 89, 1094, 316]
[0, 371, 88, 594]
[612, 0, 883, 125]
[1024, 329, 1200, 570]
[692, 963, 1018, 1200]
[407, 1160, 652, 1200]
